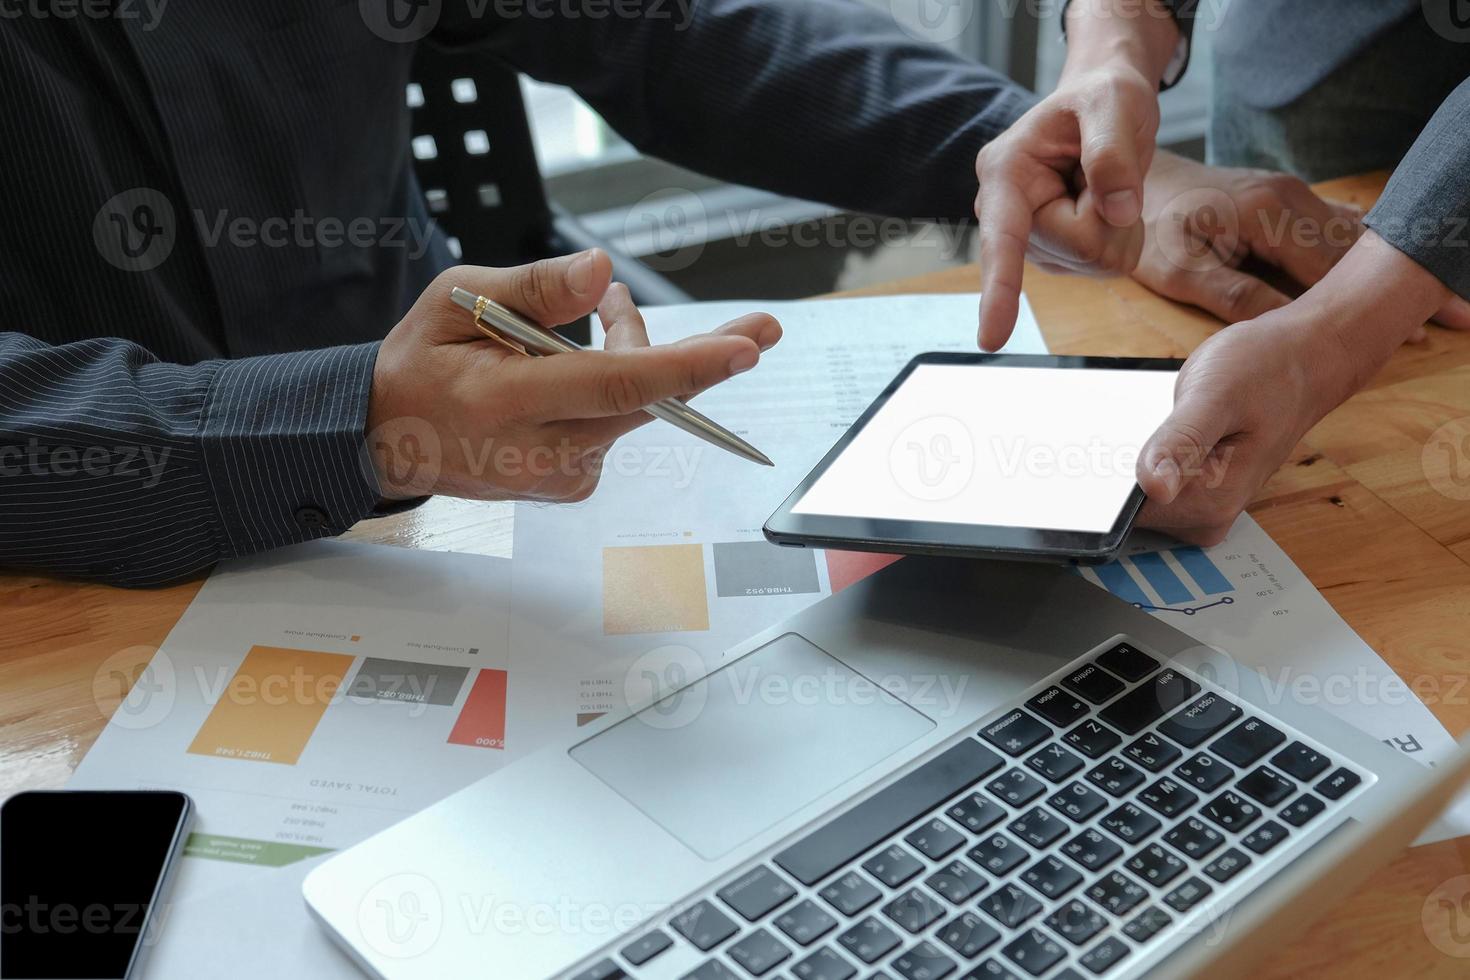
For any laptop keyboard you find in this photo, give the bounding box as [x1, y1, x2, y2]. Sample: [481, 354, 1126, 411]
[570, 638, 1371, 980]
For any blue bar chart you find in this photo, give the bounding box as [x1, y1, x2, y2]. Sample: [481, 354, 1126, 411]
[1081, 546, 1236, 616]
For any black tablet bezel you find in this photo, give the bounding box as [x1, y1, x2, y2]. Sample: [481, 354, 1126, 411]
[763, 353, 1184, 565]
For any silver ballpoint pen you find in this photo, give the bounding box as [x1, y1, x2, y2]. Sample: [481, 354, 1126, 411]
[449, 287, 774, 467]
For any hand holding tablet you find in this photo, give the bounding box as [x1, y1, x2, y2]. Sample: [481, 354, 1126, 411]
[765, 354, 1182, 564]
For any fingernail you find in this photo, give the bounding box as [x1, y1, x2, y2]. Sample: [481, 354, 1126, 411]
[1103, 190, 1141, 226]
[567, 251, 596, 296]
[729, 348, 759, 375]
[1152, 456, 1182, 499]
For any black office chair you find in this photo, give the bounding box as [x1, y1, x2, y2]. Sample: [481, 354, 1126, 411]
[407, 47, 692, 343]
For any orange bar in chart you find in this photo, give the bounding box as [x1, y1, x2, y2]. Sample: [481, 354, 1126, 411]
[447, 669, 509, 750]
[825, 550, 903, 594]
[602, 544, 710, 635]
[187, 646, 352, 765]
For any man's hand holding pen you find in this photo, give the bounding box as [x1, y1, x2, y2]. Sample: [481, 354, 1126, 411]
[365, 249, 783, 502]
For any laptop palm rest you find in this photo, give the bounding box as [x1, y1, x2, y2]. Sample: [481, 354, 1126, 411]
[569, 632, 936, 860]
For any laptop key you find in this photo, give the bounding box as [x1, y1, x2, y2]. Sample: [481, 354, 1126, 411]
[792, 946, 855, 980]
[988, 769, 1046, 807]
[1008, 807, 1068, 849]
[774, 900, 838, 946]
[1062, 827, 1123, 871]
[837, 916, 902, 964]
[1098, 669, 1200, 735]
[820, 872, 883, 917]
[946, 794, 1006, 835]
[1156, 692, 1242, 749]
[926, 860, 987, 905]
[1202, 847, 1251, 884]
[938, 911, 1000, 959]
[1236, 767, 1295, 807]
[1061, 663, 1124, 704]
[1271, 741, 1331, 781]
[621, 929, 673, 966]
[1280, 793, 1326, 827]
[1001, 928, 1065, 977]
[727, 929, 792, 977]
[1099, 803, 1161, 844]
[864, 845, 925, 888]
[980, 710, 1052, 757]
[906, 818, 968, 861]
[1085, 756, 1145, 797]
[968, 959, 1024, 980]
[1021, 855, 1083, 900]
[978, 883, 1043, 928]
[968, 833, 1028, 876]
[1209, 718, 1285, 767]
[1096, 642, 1160, 682]
[1316, 767, 1362, 800]
[1025, 687, 1089, 727]
[892, 940, 958, 980]
[1162, 876, 1213, 914]
[571, 959, 625, 980]
[1086, 870, 1148, 917]
[1138, 777, 1197, 818]
[1046, 899, 1106, 945]
[1122, 905, 1172, 944]
[1164, 817, 1224, 860]
[1123, 733, 1182, 772]
[882, 888, 947, 934]
[1079, 937, 1130, 975]
[1241, 820, 1289, 855]
[1201, 790, 1261, 833]
[775, 740, 1002, 886]
[1127, 843, 1187, 886]
[1063, 720, 1122, 759]
[1025, 743, 1085, 782]
[1048, 782, 1109, 823]
[671, 900, 739, 951]
[719, 865, 797, 921]
[1174, 753, 1232, 793]
[684, 960, 739, 980]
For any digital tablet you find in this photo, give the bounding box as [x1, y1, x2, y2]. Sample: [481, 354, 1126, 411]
[764, 353, 1183, 564]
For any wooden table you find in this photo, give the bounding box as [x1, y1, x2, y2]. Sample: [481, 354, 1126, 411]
[4, 172, 1470, 976]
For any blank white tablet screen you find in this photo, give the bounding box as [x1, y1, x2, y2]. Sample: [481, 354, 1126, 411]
[790, 363, 1178, 534]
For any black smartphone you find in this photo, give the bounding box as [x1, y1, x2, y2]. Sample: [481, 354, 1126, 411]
[1, 791, 192, 980]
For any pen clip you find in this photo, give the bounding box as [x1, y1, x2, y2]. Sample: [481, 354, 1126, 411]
[470, 294, 529, 356]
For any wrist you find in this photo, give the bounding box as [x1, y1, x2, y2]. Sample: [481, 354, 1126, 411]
[1281, 231, 1450, 409]
[1063, 0, 1181, 86]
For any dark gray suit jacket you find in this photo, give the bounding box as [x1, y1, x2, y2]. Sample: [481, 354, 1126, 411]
[1213, 0, 1421, 109]
[1207, 1, 1470, 316]
[0, 0, 1035, 585]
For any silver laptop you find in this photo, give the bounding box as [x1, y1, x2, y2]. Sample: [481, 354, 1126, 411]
[304, 557, 1470, 980]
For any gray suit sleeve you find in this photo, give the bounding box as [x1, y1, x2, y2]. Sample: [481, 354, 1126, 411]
[437, 0, 1037, 221]
[1365, 76, 1470, 301]
[0, 335, 385, 586]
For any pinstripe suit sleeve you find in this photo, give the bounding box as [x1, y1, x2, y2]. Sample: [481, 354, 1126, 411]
[0, 334, 384, 587]
[439, 0, 1038, 221]
[1365, 76, 1470, 302]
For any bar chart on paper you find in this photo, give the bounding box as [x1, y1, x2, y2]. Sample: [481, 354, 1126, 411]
[1078, 545, 1238, 616]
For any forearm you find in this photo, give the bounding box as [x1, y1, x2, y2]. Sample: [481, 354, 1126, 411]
[1294, 232, 1453, 410]
[0, 335, 384, 586]
[439, 0, 1035, 220]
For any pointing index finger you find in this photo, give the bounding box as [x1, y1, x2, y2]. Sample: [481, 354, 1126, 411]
[976, 170, 1036, 352]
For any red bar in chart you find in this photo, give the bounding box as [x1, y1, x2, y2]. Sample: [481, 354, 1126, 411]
[447, 668, 508, 750]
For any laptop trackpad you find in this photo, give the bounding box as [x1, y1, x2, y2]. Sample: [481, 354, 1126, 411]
[569, 633, 937, 860]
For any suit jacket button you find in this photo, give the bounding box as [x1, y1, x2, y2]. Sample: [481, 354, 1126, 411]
[295, 506, 329, 529]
